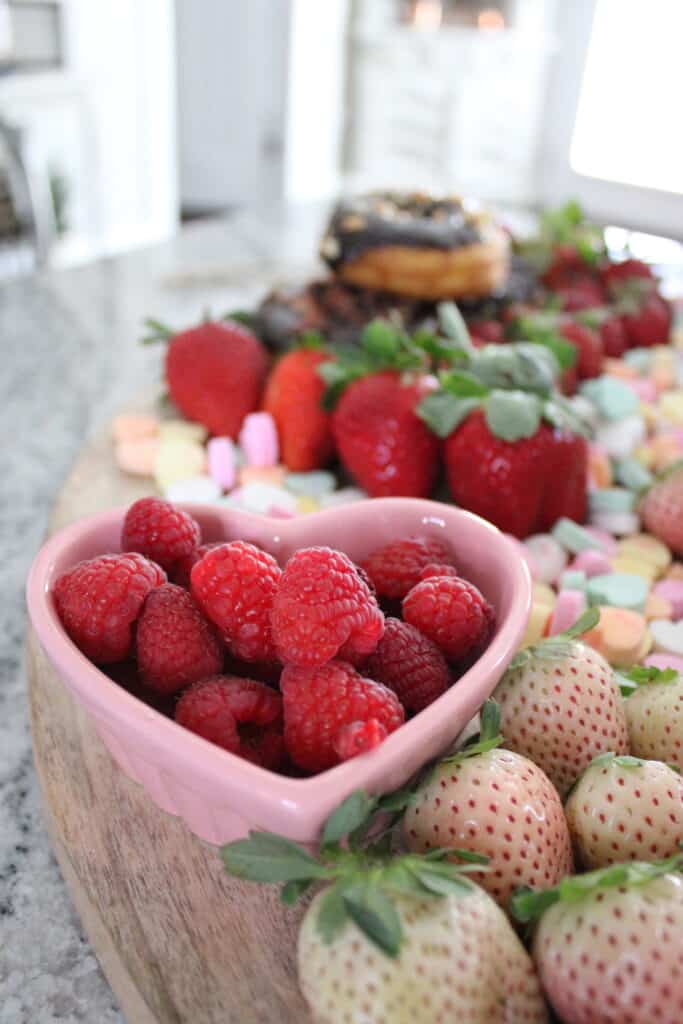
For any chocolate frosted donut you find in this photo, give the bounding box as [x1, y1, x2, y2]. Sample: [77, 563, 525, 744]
[320, 192, 510, 301]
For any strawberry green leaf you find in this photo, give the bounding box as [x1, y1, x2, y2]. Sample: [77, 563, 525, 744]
[541, 397, 593, 438]
[295, 330, 326, 350]
[510, 885, 560, 922]
[281, 878, 314, 904]
[343, 883, 403, 958]
[484, 391, 542, 442]
[361, 319, 403, 361]
[417, 393, 481, 439]
[140, 316, 173, 344]
[223, 309, 257, 328]
[221, 831, 330, 883]
[412, 328, 469, 367]
[561, 607, 600, 639]
[408, 865, 477, 897]
[437, 302, 473, 350]
[441, 371, 490, 398]
[322, 790, 377, 848]
[317, 880, 352, 944]
[470, 344, 558, 395]
[480, 699, 502, 744]
[623, 665, 679, 687]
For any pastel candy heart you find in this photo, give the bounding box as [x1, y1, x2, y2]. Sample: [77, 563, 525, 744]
[238, 465, 287, 488]
[589, 512, 640, 537]
[285, 471, 337, 498]
[549, 590, 587, 636]
[645, 592, 673, 621]
[618, 534, 671, 575]
[613, 457, 654, 492]
[588, 446, 612, 489]
[158, 419, 208, 444]
[584, 607, 648, 667]
[649, 619, 683, 657]
[320, 488, 368, 508]
[207, 437, 237, 490]
[112, 413, 159, 443]
[652, 580, 683, 620]
[623, 378, 657, 403]
[154, 439, 206, 490]
[239, 412, 279, 467]
[229, 481, 297, 516]
[588, 488, 635, 515]
[610, 556, 658, 584]
[594, 414, 646, 458]
[296, 496, 320, 515]
[623, 349, 653, 373]
[165, 475, 222, 503]
[115, 438, 159, 476]
[587, 572, 649, 612]
[522, 602, 552, 647]
[523, 534, 567, 584]
[533, 582, 556, 610]
[559, 570, 587, 592]
[666, 564, 683, 581]
[658, 390, 683, 425]
[570, 549, 613, 577]
[584, 527, 618, 555]
[644, 653, 683, 673]
[551, 519, 605, 555]
[580, 377, 640, 421]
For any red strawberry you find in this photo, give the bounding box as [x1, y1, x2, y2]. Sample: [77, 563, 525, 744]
[493, 611, 629, 796]
[513, 856, 683, 1024]
[468, 319, 505, 345]
[621, 291, 671, 347]
[564, 752, 683, 869]
[161, 319, 268, 437]
[541, 244, 590, 290]
[332, 371, 439, 498]
[601, 257, 655, 290]
[558, 320, 603, 379]
[404, 702, 573, 907]
[363, 617, 451, 712]
[599, 312, 629, 357]
[280, 660, 404, 772]
[361, 536, 456, 600]
[555, 276, 607, 312]
[640, 464, 683, 555]
[175, 675, 284, 769]
[261, 344, 334, 471]
[439, 407, 587, 538]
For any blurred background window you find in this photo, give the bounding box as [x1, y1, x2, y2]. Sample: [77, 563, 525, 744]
[0, 0, 680, 280]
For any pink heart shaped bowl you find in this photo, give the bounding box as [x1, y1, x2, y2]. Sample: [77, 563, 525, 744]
[27, 498, 531, 847]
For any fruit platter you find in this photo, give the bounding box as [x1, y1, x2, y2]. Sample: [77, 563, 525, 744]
[26, 194, 683, 1023]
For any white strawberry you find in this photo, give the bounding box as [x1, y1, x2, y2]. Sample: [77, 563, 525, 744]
[622, 665, 683, 769]
[298, 881, 548, 1024]
[565, 752, 683, 868]
[403, 701, 573, 908]
[513, 854, 683, 1024]
[493, 609, 629, 796]
[222, 790, 549, 1023]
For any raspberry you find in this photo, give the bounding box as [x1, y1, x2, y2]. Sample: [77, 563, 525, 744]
[136, 583, 223, 693]
[361, 536, 456, 600]
[363, 618, 450, 712]
[334, 719, 387, 762]
[54, 553, 166, 663]
[121, 497, 201, 571]
[281, 660, 404, 773]
[175, 675, 284, 769]
[418, 563, 459, 582]
[170, 542, 221, 589]
[271, 547, 384, 667]
[191, 541, 281, 662]
[403, 576, 494, 662]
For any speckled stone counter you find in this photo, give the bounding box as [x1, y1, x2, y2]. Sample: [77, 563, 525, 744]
[0, 205, 324, 1023]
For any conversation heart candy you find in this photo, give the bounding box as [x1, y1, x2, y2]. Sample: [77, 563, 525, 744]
[649, 619, 683, 657]
[239, 412, 279, 467]
[207, 436, 237, 490]
[533, 582, 557, 610]
[610, 556, 657, 584]
[112, 413, 159, 443]
[523, 534, 566, 584]
[587, 572, 649, 612]
[584, 606, 649, 667]
[320, 488, 368, 508]
[165, 475, 222, 504]
[559, 570, 587, 592]
[581, 377, 639, 421]
[238, 465, 287, 488]
[551, 518, 605, 554]
[296, 496, 320, 515]
[115, 438, 159, 476]
[666, 563, 683, 581]
[618, 534, 671, 576]
[594, 414, 646, 458]
[587, 445, 612, 489]
[231, 481, 297, 516]
[570, 549, 614, 577]
[652, 580, 683, 620]
[154, 438, 206, 490]
[284, 471, 337, 498]
[522, 602, 553, 647]
[644, 592, 673, 621]
[658, 390, 683, 425]
[613, 457, 654, 492]
[588, 488, 636, 516]
[549, 590, 587, 636]
[589, 512, 640, 537]
[158, 419, 208, 444]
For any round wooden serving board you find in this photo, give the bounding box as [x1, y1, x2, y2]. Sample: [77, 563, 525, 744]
[26, 423, 309, 1024]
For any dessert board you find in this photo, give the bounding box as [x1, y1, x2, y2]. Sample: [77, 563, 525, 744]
[26, 410, 310, 1024]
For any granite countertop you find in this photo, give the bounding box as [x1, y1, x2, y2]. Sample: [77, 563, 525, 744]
[0, 204, 326, 1023]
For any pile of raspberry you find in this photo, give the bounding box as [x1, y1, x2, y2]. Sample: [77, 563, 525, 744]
[53, 498, 495, 775]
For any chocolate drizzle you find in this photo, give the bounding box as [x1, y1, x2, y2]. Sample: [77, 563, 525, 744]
[320, 192, 487, 270]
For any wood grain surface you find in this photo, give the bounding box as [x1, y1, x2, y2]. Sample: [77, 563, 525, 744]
[26, 417, 309, 1024]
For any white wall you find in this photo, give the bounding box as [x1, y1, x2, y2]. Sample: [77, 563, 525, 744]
[62, 0, 178, 255]
[175, 0, 291, 209]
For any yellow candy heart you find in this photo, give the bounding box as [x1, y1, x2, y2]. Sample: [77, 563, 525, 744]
[158, 419, 209, 444]
[154, 439, 206, 490]
[618, 534, 671, 575]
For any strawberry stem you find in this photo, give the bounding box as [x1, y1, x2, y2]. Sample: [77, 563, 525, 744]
[140, 317, 174, 344]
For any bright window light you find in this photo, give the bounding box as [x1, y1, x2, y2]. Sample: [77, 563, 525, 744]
[570, 0, 683, 195]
